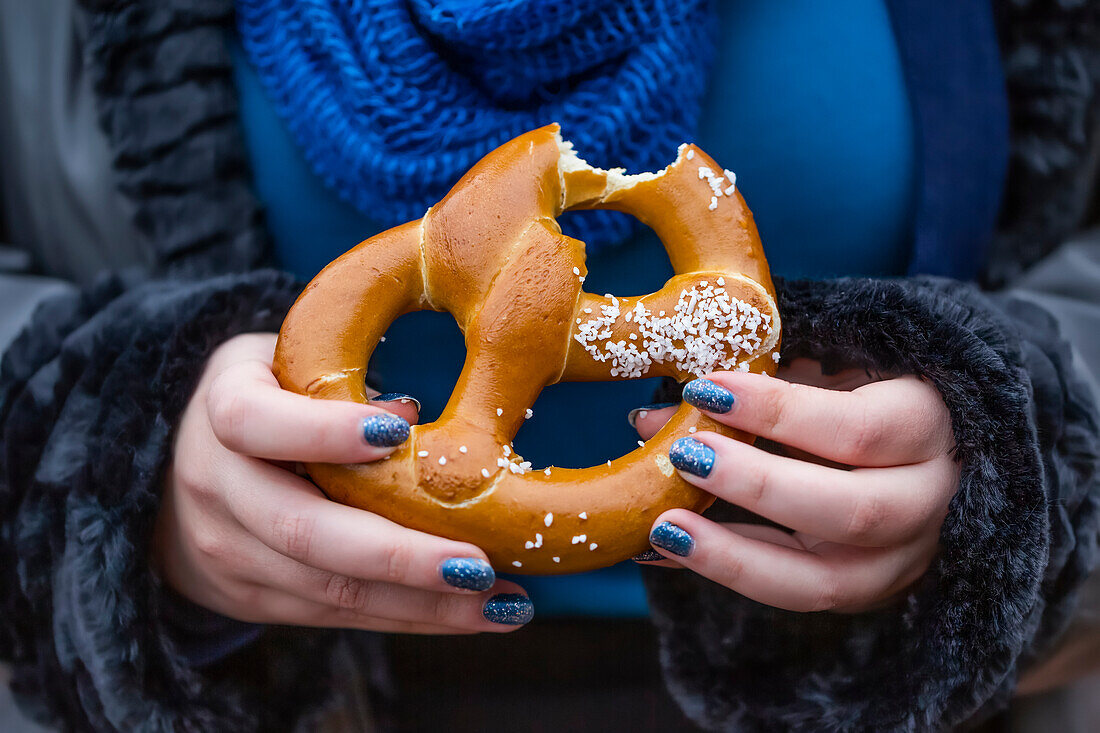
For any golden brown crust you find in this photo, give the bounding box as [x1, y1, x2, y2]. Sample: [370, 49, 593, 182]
[273, 124, 780, 574]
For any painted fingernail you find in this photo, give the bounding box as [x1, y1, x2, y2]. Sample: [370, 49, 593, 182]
[632, 549, 666, 562]
[371, 392, 422, 412]
[361, 414, 410, 447]
[682, 378, 735, 414]
[483, 593, 534, 625]
[669, 436, 715, 478]
[627, 402, 677, 428]
[440, 558, 495, 591]
[650, 521, 695, 557]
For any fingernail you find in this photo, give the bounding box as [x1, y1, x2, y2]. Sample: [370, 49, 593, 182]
[371, 392, 422, 412]
[361, 414, 410, 447]
[669, 436, 715, 478]
[483, 593, 534, 625]
[632, 549, 666, 562]
[682, 378, 735, 414]
[627, 402, 677, 429]
[440, 558, 495, 591]
[650, 521, 695, 557]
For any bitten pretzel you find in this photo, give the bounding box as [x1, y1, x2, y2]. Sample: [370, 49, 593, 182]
[273, 124, 780, 574]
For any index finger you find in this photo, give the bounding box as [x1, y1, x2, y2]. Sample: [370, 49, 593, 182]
[206, 358, 420, 463]
[683, 373, 952, 467]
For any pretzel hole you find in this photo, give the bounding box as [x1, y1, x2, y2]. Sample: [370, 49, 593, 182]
[511, 378, 668, 469]
[557, 210, 674, 297]
[367, 310, 466, 422]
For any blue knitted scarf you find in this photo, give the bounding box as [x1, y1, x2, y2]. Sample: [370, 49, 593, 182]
[236, 0, 716, 249]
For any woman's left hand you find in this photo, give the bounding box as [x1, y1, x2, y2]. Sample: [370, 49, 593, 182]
[632, 361, 959, 613]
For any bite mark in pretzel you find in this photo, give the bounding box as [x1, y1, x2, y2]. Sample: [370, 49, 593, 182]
[273, 124, 780, 574]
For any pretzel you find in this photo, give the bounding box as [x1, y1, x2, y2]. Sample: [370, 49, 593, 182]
[273, 124, 780, 574]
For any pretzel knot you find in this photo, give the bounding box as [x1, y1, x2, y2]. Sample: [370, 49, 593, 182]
[274, 124, 780, 574]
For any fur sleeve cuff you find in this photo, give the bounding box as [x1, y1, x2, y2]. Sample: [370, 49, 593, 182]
[0, 271, 343, 730]
[643, 276, 1100, 732]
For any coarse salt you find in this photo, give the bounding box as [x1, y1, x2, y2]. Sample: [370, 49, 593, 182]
[572, 281, 774, 379]
[723, 169, 737, 195]
[544, 512, 554, 527]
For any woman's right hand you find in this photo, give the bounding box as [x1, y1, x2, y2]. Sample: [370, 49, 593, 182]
[152, 333, 532, 633]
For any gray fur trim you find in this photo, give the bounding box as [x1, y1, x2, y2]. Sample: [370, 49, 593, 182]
[644, 277, 1100, 732]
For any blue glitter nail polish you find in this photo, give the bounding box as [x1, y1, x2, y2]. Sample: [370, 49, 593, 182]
[372, 392, 422, 412]
[627, 402, 678, 428]
[361, 414, 410, 447]
[669, 437, 715, 478]
[483, 593, 534, 625]
[650, 521, 695, 557]
[440, 558, 495, 591]
[632, 549, 666, 562]
[682, 378, 735, 414]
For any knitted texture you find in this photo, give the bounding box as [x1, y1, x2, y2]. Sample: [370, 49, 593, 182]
[236, 0, 716, 251]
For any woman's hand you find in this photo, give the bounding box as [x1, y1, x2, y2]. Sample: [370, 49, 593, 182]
[152, 333, 532, 633]
[632, 360, 959, 613]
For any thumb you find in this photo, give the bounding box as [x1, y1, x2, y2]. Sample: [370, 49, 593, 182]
[627, 403, 679, 441]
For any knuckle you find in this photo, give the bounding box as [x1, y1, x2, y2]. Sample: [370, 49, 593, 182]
[428, 592, 463, 626]
[845, 491, 889, 544]
[721, 551, 746, 586]
[207, 378, 251, 451]
[172, 458, 210, 498]
[808, 575, 843, 612]
[757, 385, 790, 433]
[270, 512, 316, 562]
[838, 403, 885, 463]
[192, 526, 228, 560]
[381, 540, 414, 584]
[300, 415, 339, 456]
[741, 456, 770, 506]
[324, 574, 374, 611]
